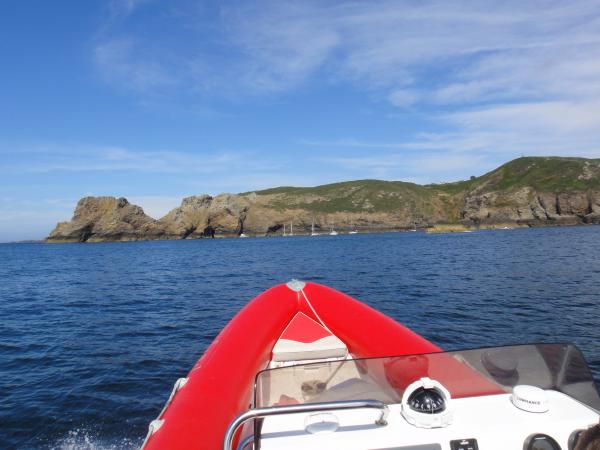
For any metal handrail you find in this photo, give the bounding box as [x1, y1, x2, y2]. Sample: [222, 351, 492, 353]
[236, 434, 254, 450]
[224, 399, 389, 450]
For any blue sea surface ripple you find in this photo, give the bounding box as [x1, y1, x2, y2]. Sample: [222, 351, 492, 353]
[1, 226, 599, 448]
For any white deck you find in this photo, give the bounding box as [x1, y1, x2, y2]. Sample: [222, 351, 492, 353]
[259, 390, 599, 450]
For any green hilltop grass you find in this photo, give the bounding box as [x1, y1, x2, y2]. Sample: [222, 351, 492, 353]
[252, 179, 441, 213]
[243, 157, 600, 214]
[478, 156, 600, 191]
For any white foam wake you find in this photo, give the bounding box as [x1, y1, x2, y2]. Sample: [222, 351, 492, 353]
[50, 429, 141, 450]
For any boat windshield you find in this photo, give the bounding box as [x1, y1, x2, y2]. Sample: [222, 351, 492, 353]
[255, 343, 600, 411]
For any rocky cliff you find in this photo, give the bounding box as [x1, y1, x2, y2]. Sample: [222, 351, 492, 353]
[47, 197, 166, 242]
[46, 156, 600, 242]
[458, 158, 600, 226]
[158, 194, 250, 238]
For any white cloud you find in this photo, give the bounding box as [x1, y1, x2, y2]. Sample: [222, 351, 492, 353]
[305, 121, 600, 181]
[94, 38, 173, 91]
[447, 101, 600, 135]
[111, 0, 146, 15]
[301, 138, 414, 150]
[202, 0, 600, 98]
[91, 0, 600, 120]
[388, 89, 419, 108]
[314, 151, 490, 183]
[192, 173, 329, 193]
[48, 0, 600, 187]
[222, 2, 341, 92]
[0, 144, 262, 174]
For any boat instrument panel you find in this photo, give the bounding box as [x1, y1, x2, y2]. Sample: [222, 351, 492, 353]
[256, 389, 597, 449]
[248, 344, 600, 450]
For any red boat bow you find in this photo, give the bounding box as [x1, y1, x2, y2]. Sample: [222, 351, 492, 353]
[143, 281, 443, 450]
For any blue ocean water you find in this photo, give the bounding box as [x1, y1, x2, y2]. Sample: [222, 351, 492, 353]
[1, 227, 599, 449]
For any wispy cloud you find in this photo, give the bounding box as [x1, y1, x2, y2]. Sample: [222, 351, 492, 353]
[91, 0, 600, 104]
[90, 0, 600, 164]
[196, 0, 600, 99]
[0, 144, 268, 174]
[107, 0, 152, 20]
[388, 89, 420, 108]
[314, 152, 489, 183]
[94, 38, 174, 91]
[300, 138, 417, 150]
[187, 173, 330, 193]
[447, 101, 600, 135]
[304, 123, 600, 181]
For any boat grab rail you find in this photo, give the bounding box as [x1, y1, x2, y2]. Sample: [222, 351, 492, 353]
[224, 399, 389, 450]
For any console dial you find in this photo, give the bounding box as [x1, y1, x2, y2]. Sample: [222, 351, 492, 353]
[408, 386, 446, 413]
[401, 377, 453, 428]
[524, 433, 561, 450]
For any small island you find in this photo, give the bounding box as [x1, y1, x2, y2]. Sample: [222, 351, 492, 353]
[46, 156, 600, 242]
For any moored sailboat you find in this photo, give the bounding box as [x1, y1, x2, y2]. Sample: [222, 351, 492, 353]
[349, 219, 358, 234]
[329, 222, 338, 236]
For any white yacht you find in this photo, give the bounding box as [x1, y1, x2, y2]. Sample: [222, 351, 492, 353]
[349, 219, 358, 234]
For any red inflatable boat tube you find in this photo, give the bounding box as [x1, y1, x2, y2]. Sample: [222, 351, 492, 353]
[143, 282, 442, 450]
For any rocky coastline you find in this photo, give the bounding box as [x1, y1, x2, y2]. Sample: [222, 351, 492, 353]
[46, 156, 600, 242]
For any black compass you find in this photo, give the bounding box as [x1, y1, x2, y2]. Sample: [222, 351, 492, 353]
[407, 386, 446, 414]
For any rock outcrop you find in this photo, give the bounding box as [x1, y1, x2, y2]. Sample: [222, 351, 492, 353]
[46, 156, 600, 242]
[46, 197, 165, 242]
[158, 194, 250, 238]
[158, 195, 213, 238]
[460, 188, 600, 226]
[47, 194, 255, 242]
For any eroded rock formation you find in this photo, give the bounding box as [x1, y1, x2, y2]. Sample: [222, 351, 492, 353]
[460, 187, 600, 226]
[47, 197, 165, 242]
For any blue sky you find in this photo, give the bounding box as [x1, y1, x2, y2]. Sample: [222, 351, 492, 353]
[2, 1, 600, 241]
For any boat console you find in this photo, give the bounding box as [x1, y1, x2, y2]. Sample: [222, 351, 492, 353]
[227, 343, 600, 450]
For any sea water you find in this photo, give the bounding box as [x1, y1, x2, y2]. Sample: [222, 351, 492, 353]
[1, 227, 599, 448]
